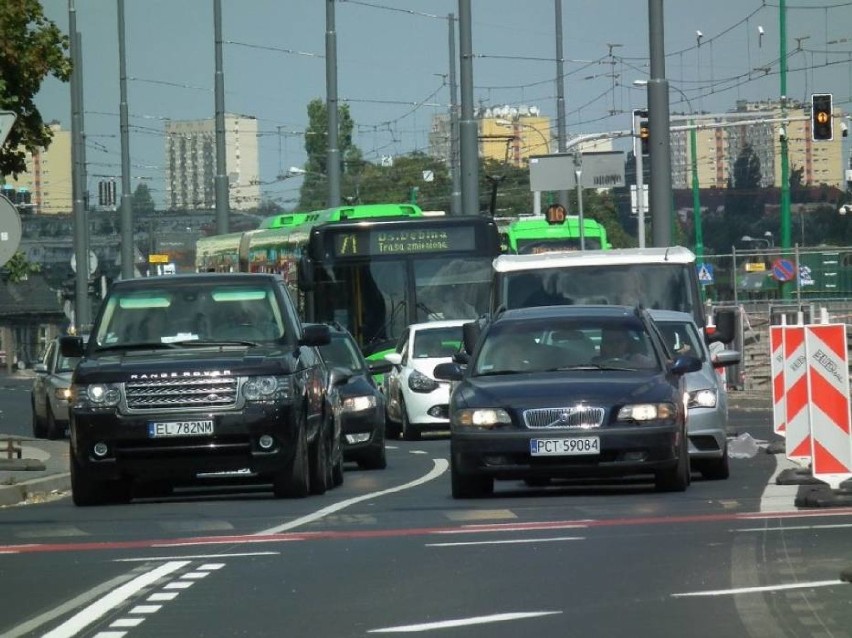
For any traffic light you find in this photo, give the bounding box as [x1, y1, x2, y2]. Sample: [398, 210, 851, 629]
[811, 93, 833, 141]
[639, 120, 650, 156]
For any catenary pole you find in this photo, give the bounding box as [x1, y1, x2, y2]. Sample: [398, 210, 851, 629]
[448, 13, 462, 216]
[458, 0, 479, 215]
[117, 0, 134, 279]
[213, 0, 229, 234]
[555, 0, 569, 210]
[779, 0, 792, 298]
[326, 0, 341, 208]
[647, 0, 673, 247]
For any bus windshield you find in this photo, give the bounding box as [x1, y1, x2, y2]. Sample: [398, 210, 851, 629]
[515, 237, 605, 253]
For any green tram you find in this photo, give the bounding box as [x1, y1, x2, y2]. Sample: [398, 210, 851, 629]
[497, 213, 611, 254]
[196, 204, 501, 361]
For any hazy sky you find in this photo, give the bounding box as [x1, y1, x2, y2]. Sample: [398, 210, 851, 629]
[35, 0, 852, 209]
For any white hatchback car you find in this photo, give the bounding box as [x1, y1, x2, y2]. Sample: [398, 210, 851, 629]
[650, 309, 740, 480]
[384, 320, 468, 440]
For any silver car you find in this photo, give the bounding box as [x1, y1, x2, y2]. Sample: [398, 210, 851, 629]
[31, 337, 82, 439]
[649, 310, 740, 480]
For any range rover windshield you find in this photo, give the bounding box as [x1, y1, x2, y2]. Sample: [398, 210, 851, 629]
[93, 282, 286, 348]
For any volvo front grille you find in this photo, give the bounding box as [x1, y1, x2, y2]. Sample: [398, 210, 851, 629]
[523, 406, 605, 429]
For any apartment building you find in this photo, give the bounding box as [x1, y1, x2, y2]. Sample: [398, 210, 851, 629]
[2, 122, 72, 215]
[165, 114, 260, 211]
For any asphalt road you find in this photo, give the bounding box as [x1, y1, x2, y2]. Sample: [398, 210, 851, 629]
[1, 378, 850, 637]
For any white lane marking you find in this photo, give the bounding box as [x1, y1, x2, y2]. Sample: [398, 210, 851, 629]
[180, 572, 211, 580]
[92, 632, 126, 638]
[110, 618, 145, 628]
[153, 537, 295, 548]
[369, 611, 562, 633]
[256, 458, 449, 535]
[163, 581, 193, 590]
[672, 580, 843, 598]
[128, 606, 161, 614]
[115, 552, 278, 562]
[147, 592, 179, 602]
[43, 561, 189, 638]
[735, 523, 852, 533]
[1, 571, 141, 638]
[199, 563, 225, 570]
[759, 453, 802, 513]
[409, 450, 428, 455]
[426, 536, 584, 548]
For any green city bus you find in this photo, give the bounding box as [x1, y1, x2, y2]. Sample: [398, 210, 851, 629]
[497, 213, 611, 254]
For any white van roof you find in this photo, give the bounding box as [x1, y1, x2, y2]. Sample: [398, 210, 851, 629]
[493, 246, 696, 273]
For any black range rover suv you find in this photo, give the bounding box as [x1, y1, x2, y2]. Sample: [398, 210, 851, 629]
[60, 273, 336, 505]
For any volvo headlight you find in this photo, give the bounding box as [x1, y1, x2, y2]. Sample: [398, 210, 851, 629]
[687, 388, 717, 409]
[342, 395, 377, 413]
[242, 376, 292, 402]
[617, 403, 676, 422]
[408, 370, 439, 393]
[74, 383, 122, 409]
[454, 408, 512, 429]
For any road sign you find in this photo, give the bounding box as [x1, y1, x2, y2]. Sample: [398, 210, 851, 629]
[0, 112, 16, 147]
[783, 325, 811, 463]
[148, 253, 170, 264]
[529, 151, 625, 191]
[696, 263, 714, 285]
[771, 258, 796, 282]
[805, 323, 851, 489]
[770, 326, 786, 436]
[745, 262, 766, 272]
[0, 195, 22, 268]
[70, 250, 98, 275]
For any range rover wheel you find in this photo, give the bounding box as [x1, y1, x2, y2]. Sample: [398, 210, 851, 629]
[451, 463, 493, 499]
[273, 422, 310, 498]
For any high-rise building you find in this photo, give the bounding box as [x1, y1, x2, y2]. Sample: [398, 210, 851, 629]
[670, 99, 845, 190]
[429, 105, 552, 168]
[2, 122, 72, 215]
[165, 114, 260, 211]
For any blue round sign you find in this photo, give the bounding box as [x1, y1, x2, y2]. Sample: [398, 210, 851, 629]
[771, 258, 796, 282]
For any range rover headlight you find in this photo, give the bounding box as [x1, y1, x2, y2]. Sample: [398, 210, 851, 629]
[242, 376, 292, 402]
[75, 383, 122, 408]
[342, 395, 377, 413]
[454, 408, 512, 429]
[687, 388, 717, 409]
[617, 403, 676, 422]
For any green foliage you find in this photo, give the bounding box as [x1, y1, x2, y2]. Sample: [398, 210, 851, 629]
[0, 0, 72, 177]
[2, 250, 41, 283]
[132, 183, 156, 214]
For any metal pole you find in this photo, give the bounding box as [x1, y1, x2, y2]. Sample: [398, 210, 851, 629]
[633, 110, 646, 248]
[574, 152, 585, 250]
[69, 1, 90, 329]
[326, 0, 341, 208]
[732, 245, 738, 306]
[448, 13, 462, 216]
[779, 0, 792, 298]
[691, 123, 702, 261]
[647, 0, 673, 247]
[213, 0, 229, 233]
[458, 0, 479, 215]
[555, 0, 568, 210]
[117, 0, 134, 280]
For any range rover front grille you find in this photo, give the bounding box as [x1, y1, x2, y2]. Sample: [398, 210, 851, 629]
[125, 376, 239, 411]
[523, 406, 605, 429]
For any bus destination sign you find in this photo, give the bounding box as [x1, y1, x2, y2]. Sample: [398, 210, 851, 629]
[333, 226, 475, 257]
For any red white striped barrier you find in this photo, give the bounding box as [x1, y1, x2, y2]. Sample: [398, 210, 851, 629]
[805, 323, 852, 489]
[783, 325, 811, 463]
[770, 325, 786, 436]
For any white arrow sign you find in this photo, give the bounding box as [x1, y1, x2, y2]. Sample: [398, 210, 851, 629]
[0, 112, 16, 147]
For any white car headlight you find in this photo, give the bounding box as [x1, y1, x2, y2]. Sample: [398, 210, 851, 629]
[687, 388, 717, 409]
[242, 376, 292, 402]
[342, 395, 377, 413]
[617, 403, 676, 422]
[54, 387, 72, 401]
[454, 408, 512, 429]
[75, 383, 122, 408]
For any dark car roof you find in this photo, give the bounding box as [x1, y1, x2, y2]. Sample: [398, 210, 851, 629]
[494, 305, 640, 323]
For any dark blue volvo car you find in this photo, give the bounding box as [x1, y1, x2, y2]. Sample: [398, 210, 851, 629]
[434, 305, 702, 498]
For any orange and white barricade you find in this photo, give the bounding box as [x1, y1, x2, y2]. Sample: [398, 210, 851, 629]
[783, 324, 811, 463]
[804, 320, 852, 489]
[769, 324, 786, 436]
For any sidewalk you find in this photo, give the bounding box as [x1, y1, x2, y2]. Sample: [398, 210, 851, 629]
[726, 389, 771, 411]
[0, 436, 70, 507]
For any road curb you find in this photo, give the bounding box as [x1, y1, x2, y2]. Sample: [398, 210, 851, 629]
[0, 472, 71, 507]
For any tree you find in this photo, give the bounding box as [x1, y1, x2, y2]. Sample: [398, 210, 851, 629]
[0, 1, 72, 177]
[132, 183, 156, 214]
[298, 98, 361, 210]
[2, 250, 41, 283]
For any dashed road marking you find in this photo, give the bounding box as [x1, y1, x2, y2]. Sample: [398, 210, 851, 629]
[426, 536, 584, 548]
[369, 611, 563, 633]
[672, 580, 844, 597]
